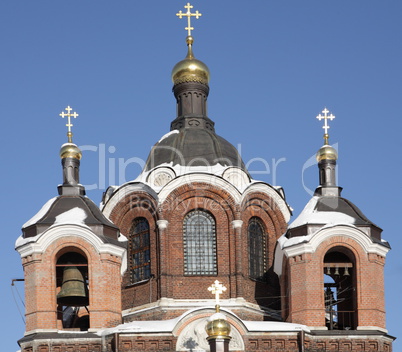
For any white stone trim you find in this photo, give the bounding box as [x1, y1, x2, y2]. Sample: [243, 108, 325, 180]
[157, 220, 169, 230]
[242, 182, 291, 222]
[283, 225, 390, 258]
[232, 220, 243, 229]
[102, 182, 158, 218]
[16, 224, 126, 259]
[357, 326, 388, 333]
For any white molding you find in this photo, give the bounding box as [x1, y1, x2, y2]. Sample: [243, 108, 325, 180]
[102, 183, 158, 218]
[242, 182, 291, 222]
[283, 225, 390, 258]
[357, 326, 388, 333]
[157, 220, 169, 230]
[232, 220, 243, 229]
[16, 224, 126, 259]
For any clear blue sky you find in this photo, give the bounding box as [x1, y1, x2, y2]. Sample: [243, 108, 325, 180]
[2, 1, 401, 350]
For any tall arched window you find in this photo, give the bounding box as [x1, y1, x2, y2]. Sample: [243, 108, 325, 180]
[323, 248, 356, 330]
[183, 210, 217, 275]
[129, 218, 151, 284]
[248, 217, 267, 280]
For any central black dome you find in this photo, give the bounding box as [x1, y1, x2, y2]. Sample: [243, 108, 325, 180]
[144, 127, 245, 171]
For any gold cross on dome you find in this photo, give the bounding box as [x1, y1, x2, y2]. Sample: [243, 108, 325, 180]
[59, 106, 79, 143]
[208, 280, 227, 306]
[316, 107, 335, 144]
[176, 2, 202, 36]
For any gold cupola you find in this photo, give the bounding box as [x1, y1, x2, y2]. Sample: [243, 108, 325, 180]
[316, 144, 338, 162]
[171, 35, 210, 85]
[60, 140, 82, 160]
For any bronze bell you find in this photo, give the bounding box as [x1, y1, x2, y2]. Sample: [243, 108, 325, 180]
[57, 266, 89, 306]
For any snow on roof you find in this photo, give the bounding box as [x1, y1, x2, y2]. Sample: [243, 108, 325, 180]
[158, 129, 179, 143]
[98, 316, 180, 335]
[16, 207, 89, 249]
[22, 197, 57, 228]
[54, 207, 87, 225]
[97, 311, 309, 336]
[289, 196, 356, 229]
[244, 320, 309, 332]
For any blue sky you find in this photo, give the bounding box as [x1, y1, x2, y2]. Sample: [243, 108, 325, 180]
[1, 1, 401, 350]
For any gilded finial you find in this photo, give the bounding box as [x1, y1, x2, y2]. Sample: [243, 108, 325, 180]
[176, 2, 202, 37]
[208, 280, 227, 313]
[59, 106, 79, 143]
[316, 108, 335, 145]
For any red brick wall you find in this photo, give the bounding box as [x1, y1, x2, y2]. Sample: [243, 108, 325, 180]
[22, 235, 122, 332]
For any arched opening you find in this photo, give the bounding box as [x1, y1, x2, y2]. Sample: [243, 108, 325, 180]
[56, 251, 89, 331]
[183, 210, 217, 275]
[323, 247, 356, 330]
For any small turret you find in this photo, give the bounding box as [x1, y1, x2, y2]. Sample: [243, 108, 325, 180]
[315, 108, 341, 197]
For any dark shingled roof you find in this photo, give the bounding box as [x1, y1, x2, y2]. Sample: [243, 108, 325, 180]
[144, 127, 246, 172]
[22, 195, 121, 245]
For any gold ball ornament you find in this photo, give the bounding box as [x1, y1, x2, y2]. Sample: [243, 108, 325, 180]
[316, 145, 338, 162]
[205, 313, 231, 338]
[59, 143, 82, 160]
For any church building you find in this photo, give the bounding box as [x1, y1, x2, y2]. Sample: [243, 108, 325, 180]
[15, 3, 393, 352]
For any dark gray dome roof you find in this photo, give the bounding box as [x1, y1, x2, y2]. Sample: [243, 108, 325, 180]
[144, 128, 246, 172]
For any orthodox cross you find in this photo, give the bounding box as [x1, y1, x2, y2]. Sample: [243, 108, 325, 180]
[59, 106, 79, 143]
[316, 108, 335, 144]
[176, 2, 202, 36]
[208, 280, 227, 311]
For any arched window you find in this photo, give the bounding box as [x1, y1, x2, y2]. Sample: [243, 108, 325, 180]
[248, 217, 267, 280]
[323, 248, 356, 330]
[183, 210, 217, 275]
[129, 218, 151, 284]
[56, 251, 89, 331]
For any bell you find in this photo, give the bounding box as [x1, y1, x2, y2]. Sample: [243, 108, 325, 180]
[334, 266, 340, 276]
[344, 266, 350, 276]
[326, 267, 331, 275]
[57, 266, 89, 306]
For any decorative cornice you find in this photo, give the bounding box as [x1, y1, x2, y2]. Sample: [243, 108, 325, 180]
[282, 225, 390, 258]
[16, 225, 126, 259]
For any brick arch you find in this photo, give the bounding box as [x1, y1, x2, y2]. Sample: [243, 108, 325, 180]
[108, 191, 159, 232]
[240, 191, 288, 236]
[160, 181, 238, 223]
[108, 191, 160, 309]
[308, 232, 387, 330]
[29, 234, 122, 330]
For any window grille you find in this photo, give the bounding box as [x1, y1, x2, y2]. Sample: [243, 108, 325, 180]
[183, 210, 217, 275]
[129, 218, 151, 283]
[248, 217, 267, 280]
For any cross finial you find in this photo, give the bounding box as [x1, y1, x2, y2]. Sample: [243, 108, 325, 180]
[316, 107, 335, 145]
[208, 280, 227, 312]
[176, 2, 202, 37]
[59, 106, 79, 143]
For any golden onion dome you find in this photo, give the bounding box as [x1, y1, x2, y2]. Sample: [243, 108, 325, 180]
[316, 144, 338, 162]
[205, 312, 231, 338]
[60, 142, 82, 160]
[171, 36, 210, 85]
